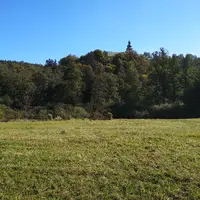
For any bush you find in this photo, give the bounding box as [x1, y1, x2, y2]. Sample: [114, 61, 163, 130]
[107, 112, 113, 120]
[135, 110, 149, 119]
[0, 105, 23, 121]
[37, 109, 48, 120]
[90, 112, 105, 120]
[53, 104, 90, 120]
[21, 110, 35, 119]
[0, 105, 6, 120]
[53, 104, 71, 120]
[54, 116, 62, 121]
[0, 95, 13, 106]
[71, 107, 90, 119]
[47, 113, 53, 120]
[149, 102, 184, 119]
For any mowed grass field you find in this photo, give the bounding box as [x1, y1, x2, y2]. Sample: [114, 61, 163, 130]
[0, 120, 200, 200]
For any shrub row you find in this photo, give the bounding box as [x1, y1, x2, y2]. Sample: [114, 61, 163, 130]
[1, 102, 197, 121]
[0, 104, 90, 121]
[0, 104, 113, 121]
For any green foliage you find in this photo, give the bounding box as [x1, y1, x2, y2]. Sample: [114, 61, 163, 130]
[134, 110, 149, 119]
[21, 110, 35, 119]
[71, 106, 90, 119]
[54, 116, 63, 121]
[0, 45, 200, 119]
[47, 113, 53, 120]
[107, 112, 113, 120]
[149, 102, 185, 118]
[53, 104, 71, 120]
[0, 105, 6, 120]
[37, 109, 49, 120]
[59, 55, 78, 66]
[184, 82, 200, 117]
[0, 105, 23, 121]
[91, 73, 120, 111]
[0, 95, 13, 106]
[61, 62, 83, 105]
[52, 104, 89, 119]
[90, 111, 105, 120]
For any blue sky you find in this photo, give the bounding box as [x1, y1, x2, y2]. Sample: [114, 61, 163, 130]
[1, 0, 200, 64]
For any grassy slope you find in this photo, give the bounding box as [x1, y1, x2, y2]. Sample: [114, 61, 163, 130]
[0, 119, 200, 200]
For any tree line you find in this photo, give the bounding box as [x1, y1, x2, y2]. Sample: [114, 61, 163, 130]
[0, 46, 200, 120]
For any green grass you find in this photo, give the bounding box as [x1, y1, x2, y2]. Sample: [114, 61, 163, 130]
[0, 119, 200, 199]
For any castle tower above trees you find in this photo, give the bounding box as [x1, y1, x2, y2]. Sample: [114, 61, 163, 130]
[126, 40, 133, 53]
[104, 41, 134, 57]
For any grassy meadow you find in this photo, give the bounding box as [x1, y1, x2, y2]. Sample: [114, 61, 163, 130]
[0, 119, 200, 199]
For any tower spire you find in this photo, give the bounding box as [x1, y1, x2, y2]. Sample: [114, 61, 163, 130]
[126, 40, 133, 53]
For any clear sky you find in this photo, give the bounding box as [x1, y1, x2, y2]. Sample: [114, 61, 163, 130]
[1, 0, 200, 64]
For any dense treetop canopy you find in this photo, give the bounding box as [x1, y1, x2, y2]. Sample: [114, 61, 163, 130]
[0, 43, 200, 120]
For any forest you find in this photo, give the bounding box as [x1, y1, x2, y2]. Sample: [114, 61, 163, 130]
[1, 42, 200, 120]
